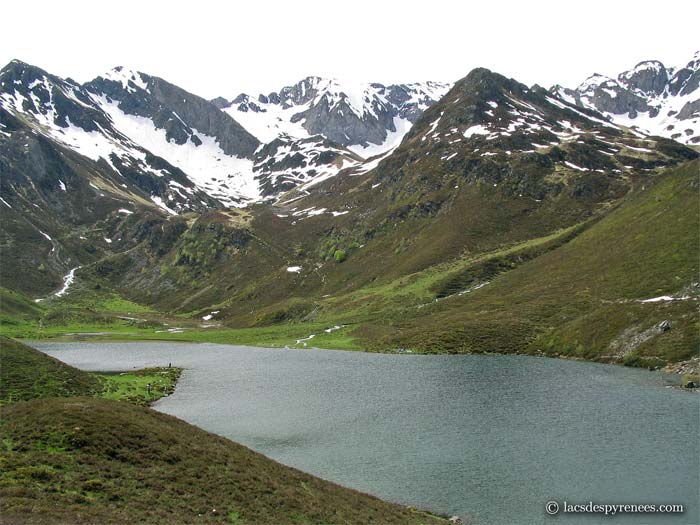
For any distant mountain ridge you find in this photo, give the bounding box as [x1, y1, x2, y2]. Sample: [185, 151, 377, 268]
[552, 51, 700, 145]
[215, 76, 450, 152]
[0, 61, 449, 208]
[0, 60, 236, 213]
[2, 55, 697, 218]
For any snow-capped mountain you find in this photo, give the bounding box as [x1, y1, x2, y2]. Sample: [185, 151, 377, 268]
[552, 51, 700, 145]
[405, 69, 683, 177]
[0, 60, 223, 215]
[85, 67, 262, 206]
[3, 54, 697, 224]
[216, 77, 451, 156]
[210, 77, 450, 200]
[287, 67, 697, 242]
[1, 62, 450, 211]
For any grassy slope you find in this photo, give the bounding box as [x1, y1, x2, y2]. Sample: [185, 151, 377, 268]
[0, 336, 100, 404]
[0, 339, 446, 524]
[0, 399, 445, 525]
[378, 160, 699, 363]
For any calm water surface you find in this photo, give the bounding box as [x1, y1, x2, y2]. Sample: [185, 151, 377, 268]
[33, 342, 699, 525]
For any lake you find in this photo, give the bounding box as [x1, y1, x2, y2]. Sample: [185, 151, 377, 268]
[32, 341, 699, 525]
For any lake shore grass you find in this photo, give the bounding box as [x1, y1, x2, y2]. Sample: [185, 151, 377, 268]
[96, 367, 182, 406]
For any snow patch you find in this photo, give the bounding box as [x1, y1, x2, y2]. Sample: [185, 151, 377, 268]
[463, 125, 491, 138]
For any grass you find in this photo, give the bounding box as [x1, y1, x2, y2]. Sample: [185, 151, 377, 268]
[0, 336, 100, 405]
[0, 398, 447, 525]
[0, 337, 447, 524]
[0, 304, 365, 350]
[96, 367, 182, 406]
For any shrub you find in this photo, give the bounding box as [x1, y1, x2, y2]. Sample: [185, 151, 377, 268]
[333, 250, 346, 263]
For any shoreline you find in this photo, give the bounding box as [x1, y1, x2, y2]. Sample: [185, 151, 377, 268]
[24, 331, 700, 374]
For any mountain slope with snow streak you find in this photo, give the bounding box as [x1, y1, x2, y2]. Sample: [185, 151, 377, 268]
[85, 67, 262, 206]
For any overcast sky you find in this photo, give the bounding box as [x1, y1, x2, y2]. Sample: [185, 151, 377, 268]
[2, 0, 698, 99]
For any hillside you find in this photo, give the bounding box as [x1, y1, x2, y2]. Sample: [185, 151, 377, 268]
[0, 336, 100, 403]
[0, 397, 447, 525]
[0, 338, 447, 524]
[60, 68, 696, 322]
[0, 65, 697, 370]
[354, 160, 698, 365]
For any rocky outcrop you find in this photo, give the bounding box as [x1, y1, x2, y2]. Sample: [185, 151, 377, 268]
[253, 134, 363, 196]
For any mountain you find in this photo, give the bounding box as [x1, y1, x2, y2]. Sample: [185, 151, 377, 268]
[0, 60, 224, 214]
[1, 62, 450, 214]
[0, 60, 232, 295]
[214, 77, 450, 201]
[287, 67, 696, 239]
[50, 69, 696, 334]
[85, 67, 262, 205]
[552, 51, 700, 145]
[217, 77, 451, 155]
[0, 60, 447, 297]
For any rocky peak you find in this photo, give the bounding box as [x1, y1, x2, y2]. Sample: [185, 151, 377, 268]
[618, 60, 669, 95]
[0, 60, 226, 216]
[0, 60, 112, 133]
[668, 51, 700, 97]
[272, 76, 324, 108]
[99, 66, 150, 94]
[210, 96, 230, 109]
[340, 65, 698, 222]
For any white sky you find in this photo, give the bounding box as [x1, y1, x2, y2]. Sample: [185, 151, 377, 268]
[1, 0, 698, 100]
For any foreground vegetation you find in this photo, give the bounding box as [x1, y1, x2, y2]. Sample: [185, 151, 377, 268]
[0, 337, 447, 524]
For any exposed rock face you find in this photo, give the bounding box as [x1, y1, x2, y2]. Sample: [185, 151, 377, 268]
[620, 60, 669, 95]
[292, 92, 396, 147]
[0, 61, 112, 132]
[209, 96, 230, 109]
[552, 52, 700, 144]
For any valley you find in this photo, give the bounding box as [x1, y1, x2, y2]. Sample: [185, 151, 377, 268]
[1, 58, 698, 372]
[1, 43, 699, 525]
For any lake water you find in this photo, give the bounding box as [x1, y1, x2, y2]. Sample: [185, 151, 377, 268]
[33, 342, 699, 525]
